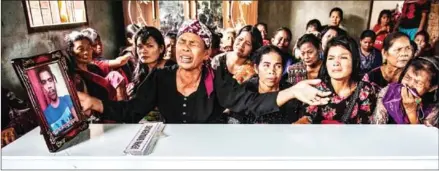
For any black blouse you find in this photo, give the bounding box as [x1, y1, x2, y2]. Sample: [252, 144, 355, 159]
[363, 67, 388, 89]
[228, 77, 301, 124]
[101, 64, 281, 123]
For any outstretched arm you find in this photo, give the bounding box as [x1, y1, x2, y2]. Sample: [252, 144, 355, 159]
[214, 63, 330, 115]
[78, 68, 159, 123]
[107, 55, 131, 69]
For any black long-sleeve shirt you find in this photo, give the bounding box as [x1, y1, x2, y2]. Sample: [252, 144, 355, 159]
[228, 77, 301, 124]
[100, 64, 280, 123]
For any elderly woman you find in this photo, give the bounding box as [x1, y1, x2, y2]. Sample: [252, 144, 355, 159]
[65, 31, 125, 123]
[363, 32, 414, 90]
[77, 20, 332, 124]
[298, 35, 378, 124]
[212, 25, 262, 84]
[82, 28, 132, 101]
[287, 34, 323, 85]
[228, 45, 304, 124]
[373, 56, 439, 125]
[81, 28, 131, 73]
[65, 31, 118, 102]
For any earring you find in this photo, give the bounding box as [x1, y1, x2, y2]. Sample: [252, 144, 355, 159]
[434, 89, 438, 102]
[383, 59, 387, 65]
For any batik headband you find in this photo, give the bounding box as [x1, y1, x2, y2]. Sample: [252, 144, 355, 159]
[177, 20, 212, 48]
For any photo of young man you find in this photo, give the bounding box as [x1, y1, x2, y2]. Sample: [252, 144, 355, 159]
[36, 65, 77, 135]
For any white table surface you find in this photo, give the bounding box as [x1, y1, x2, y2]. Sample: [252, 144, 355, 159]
[2, 124, 438, 169]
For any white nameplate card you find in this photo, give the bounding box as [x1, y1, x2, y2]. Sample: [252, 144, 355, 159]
[124, 122, 165, 155]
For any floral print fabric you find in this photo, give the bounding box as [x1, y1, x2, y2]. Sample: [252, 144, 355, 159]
[304, 81, 378, 124]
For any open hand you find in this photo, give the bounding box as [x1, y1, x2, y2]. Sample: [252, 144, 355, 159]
[291, 79, 331, 105]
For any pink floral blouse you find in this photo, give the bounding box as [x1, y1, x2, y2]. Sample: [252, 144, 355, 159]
[304, 81, 378, 124]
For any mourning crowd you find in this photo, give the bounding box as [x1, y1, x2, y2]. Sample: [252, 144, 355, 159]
[2, 1, 438, 147]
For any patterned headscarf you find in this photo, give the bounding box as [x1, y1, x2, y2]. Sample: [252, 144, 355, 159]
[177, 20, 215, 98]
[177, 20, 213, 48]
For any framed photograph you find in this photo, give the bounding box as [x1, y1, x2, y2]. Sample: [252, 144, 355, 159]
[11, 50, 88, 152]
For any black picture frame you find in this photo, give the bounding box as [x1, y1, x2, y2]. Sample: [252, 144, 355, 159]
[11, 50, 88, 152]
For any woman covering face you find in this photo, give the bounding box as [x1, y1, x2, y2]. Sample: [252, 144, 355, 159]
[373, 56, 439, 125]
